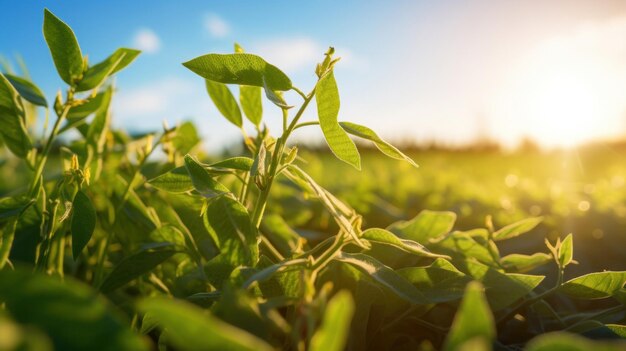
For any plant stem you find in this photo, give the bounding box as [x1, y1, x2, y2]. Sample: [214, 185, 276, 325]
[250, 88, 316, 228]
[29, 101, 72, 197]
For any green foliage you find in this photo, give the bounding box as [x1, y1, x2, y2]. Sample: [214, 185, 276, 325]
[70, 190, 96, 259]
[0, 9, 624, 351]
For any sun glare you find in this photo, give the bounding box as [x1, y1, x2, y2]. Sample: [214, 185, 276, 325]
[494, 20, 626, 149]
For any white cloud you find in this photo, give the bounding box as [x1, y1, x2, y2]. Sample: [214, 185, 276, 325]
[204, 13, 230, 38]
[132, 28, 161, 54]
[114, 77, 194, 118]
[252, 37, 321, 73]
[252, 37, 366, 73]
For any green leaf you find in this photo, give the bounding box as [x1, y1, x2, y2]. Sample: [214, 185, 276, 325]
[172, 121, 200, 155]
[0, 74, 32, 158]
[206, 80, 243, 127]
[43, 9, 84, 85]
[397, 258, 472, 303]
[432, 231, 496, 265]
[388, 210, 456, 243]
[559, 233, 574, 267]
[70, 190, 96, 259]
[339, 121, 418, 168]
[0, 268, 147, 351]
[242, 258, 308, 288]
[209, 157, 254, 171]
[443, 281, 495, 351]
[465, 260, 545, 311]
[525, 331, 626, 351]
[0, 196, 33, 220]
[66, 91, 107, 121]
[335, 252, 430, 305]
[99, 244, 178, 293]
[148, 166, 193, 193]
[203, 196, 259, 267]
[4, 73, 47, 106]
[183, 53, 292, 91]
[361, 228, 449, 258]
[240, 85, 263, 125]
[184, 155, 229, 198]
[0, 218, 17, 269]
[316, 71, 360, 169]
[309, 291, 355, 351]
[263, 78, 293, 109]
[492, 216, 543, 241]
[560, 271, 626, 299]
[500, 252, 552, 273]
[138, 297, 273, 351]
[76, 48, 140, 92]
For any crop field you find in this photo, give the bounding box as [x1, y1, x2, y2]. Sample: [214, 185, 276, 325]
[1, 7, 626, 351]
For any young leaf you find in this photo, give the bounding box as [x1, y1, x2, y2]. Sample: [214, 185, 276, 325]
[240, 85, 262, 125]
[335, 252, 430, 305]
[0, 74, 32, 158]
[443, 281, 495, 351]
[205, 80, 243, 128]
[316, 71, 360, 169]
[397, 258, 472, 303]
[70, 190, 96, 259]
[0, 218, 17, 269]
[263, 78, 293, 109]
[465, 260, 545, 311]
[309, 291, 355, 351]
[138, 297, 273, 351]
[43, 9, 84, 85]
[171, 121, 200, 155]
[339, 121, 418, 168]
[558, 233, 574, 267]
[492, 217, 543, 241]
[184, 155, 229, 198]
[209, 157, 254, 171]
[99, 244, 178, 293]
[0, 268, 148, 351]
[4, 73, 48, 106]
[204, 196, 259, 267]
[361, 228, 449, 259]
[66, 91, 107, 121]
[387, 210, 456, 243]
[148, 166, 194, 193]
[76, 48, 140, 92]
[183, 53, 292, 91]
[560, 271, 626, 299]
[500, 252, 552, 273]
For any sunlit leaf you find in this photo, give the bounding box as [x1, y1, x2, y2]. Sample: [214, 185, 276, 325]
[0, 74, 32, 158]
[76, 48, 140, 92]
[397, 258, 472, 303]
[310, 291, 355, 351]
[316, 71, 360, 169]
[443, 281, 495, 351]
[340, 121, 418, 168]
[492, 217, 543, 241]
[184, 155, 229, 198]
[183, 53, 292, 91]
[138, 297, 273, 351]
[387, 210, 456, 243]
[559, 233, 574, 267]
[0, 268, 148, 351]
[362, 228, 449, 258]
[240, 85, 263, 125]
[206, 80, 243, 127]
[43, 9, 84, 85]
[335, 252, 430, 305]
[501, 252, 552, 273]
[148, 166, 193, 193]
[560, 271, 626, 300]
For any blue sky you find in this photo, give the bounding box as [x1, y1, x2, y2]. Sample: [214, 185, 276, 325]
[3, 1, 626, 150]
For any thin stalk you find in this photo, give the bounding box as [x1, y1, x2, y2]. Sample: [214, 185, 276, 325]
[292, 121, 319, 131]
[311, 231, 346, 272]
[29, 95, 73, 197]
[250, 88, 316, 228]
